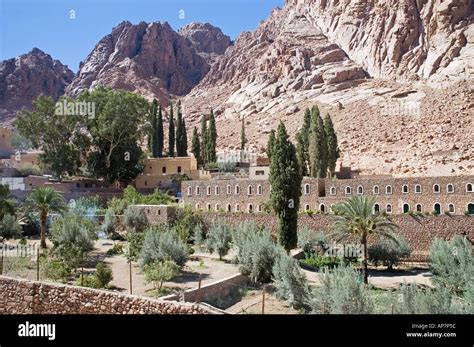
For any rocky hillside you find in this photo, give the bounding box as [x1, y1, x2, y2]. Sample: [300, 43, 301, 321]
[183, 0, 473, 177]
[0, 48, 74, 123]
[66, 21, 231, 106]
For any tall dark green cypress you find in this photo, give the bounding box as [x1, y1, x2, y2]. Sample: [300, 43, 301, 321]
[308, 106, 328, 178]
[156, 105, 164, 158]
[296, 131, 307, 176]
[324, 113, 339, 176]
[240, 117, 247, 150]
[149, 99, 158, 156]
[208, 109, 217, 163]
[168, 103, 175, 157]
[181, 117, 188, 156]
[267, 129, 276, 159]
[176, 102, 182, 155]
[191, 126, 201, 165]
[269, 121, 302, 253]
[200, 115, 208, 164]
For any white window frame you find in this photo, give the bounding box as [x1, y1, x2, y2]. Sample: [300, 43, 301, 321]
[415, 184, 422, 194]
[345, 186, 352, 195]
[447, 184, 454, 194]
[402, 185, 409, 194]
[466, 183, 473, 193]
[385, 185, 392, 195]
[330, 186, 336, 195]
[373, 186, 379, 195]
[433, 184, 440, 193]
[304, 184, 310, 195]
[357, 186, 363, 195]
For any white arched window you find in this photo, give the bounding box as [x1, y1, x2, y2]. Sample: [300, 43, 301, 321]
[248, 204, 253, 213]
[235, 185, 240, 194]
[373, 204, 380, 214]
[257, 185, 263, 195]
[386, 204, 392, 213]
[215, 186, 220, 195]
[415, 184, 422, 193]
[448, 204, 455, 214]
[227, 204, 231, 212]
[433, 184, 440, 193]
[386, 185, 392, 195]
[330, 187, 336, 195]
[215, 204, 220, 211]
[416, 204, 422, 212]
[304, 184, 310, 195]
[357, 186, 363, 195]
[320, 204, 326, 213]
[305, 204, 310, 211]
[187, 186, 192, 196]
[447, 184, 454, 193]
[373, 186, 379, 195]
[466, 183, 473, 192]
[207, 203, 211, 211]
[206, 186, 211, 195]
[248, 185, 253, 195]
[235, 204, 240, 212]
[402, 185, 409, 194]
[345, 186, 352, 195]
[195, 186, 200, 195]
[227, 185, 232, 194]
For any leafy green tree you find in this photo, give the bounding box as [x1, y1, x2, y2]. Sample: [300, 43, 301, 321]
[123, 205, 148, 233]
[324, 113, 339, 176]
[368, 235, 411, 270]
[241, 117, 247, 150]
[168, 103, 175, 157]
[144, 260, 180, 290]
[77, 87, 148, 183]
[15, 95, 85, 180]
[11, 129, 32, 151]
[25, 187, 67, 248]
[308, 106, 328, 178]
[156, 105, 164, 157]
[191, 127, 202, 165]
[0, 184, 15, 220]
[269, 122, 302, 252]
[206, 220, 232, 260]
[0, 214, 22, 239]
[332, 195, 398, 284]
[140, 228, 188, 267]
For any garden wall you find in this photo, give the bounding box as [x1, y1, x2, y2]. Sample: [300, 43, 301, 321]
[200, 214, 474, 262]
[0, 276, 219, 314]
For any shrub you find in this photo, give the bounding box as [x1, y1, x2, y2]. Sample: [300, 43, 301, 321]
[300, 254, 341, 270]
[429, 235, 474, 295]
[102, 209, 115, 234]
[41, 256, 71, 283]
[123, 205, 148, 233]
[297, 228, 327, 254]
[368, 235, 411, 270]
[307, 265, 373, 314]
[272, 252, 310, 309]
[232, 222, 278, 283]
[0, 214, 22, 239]
[205, 220, 232, 260]
[390, 283, 453, 314]
[16, 163, 42, 177]
[106, 243, 123, 256]
[125, 231, 144, 262]
[192, 223, 205, 250]
[173, 206, 204, 242]
[108, 197, 128, 215]
[140, 228, 189, 268]
[95, 262, 113, 287]
[144, 260, 180, 290]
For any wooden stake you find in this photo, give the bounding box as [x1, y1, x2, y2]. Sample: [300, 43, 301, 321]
[36, 248, 40, 281]
[262, 287, 265, 315]
[129, 260, 133, 295]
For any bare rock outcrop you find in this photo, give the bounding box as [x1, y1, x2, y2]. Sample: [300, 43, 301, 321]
[0, 48, 74, 123]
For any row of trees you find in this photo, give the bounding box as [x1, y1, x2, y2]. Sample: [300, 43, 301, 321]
[148, 100, 188, 158]
[191, 110, 217, 166]
[295, 106, 339, 178]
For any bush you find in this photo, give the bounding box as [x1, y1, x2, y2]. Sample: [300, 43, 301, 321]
[368, 235, 411, 270]
[95, 262, 113, 287]
[144, 260, 180, 290]
[173, 206, 204, 243]
[205, 220, 232, 260]
[108, 197, 128, 215]
[272, 252, 310, 309]
[16, 163, 42, 177]
[192, 223, 205, 250]
[40, 256, 71, 283]
[308, 265, 373, 314]
[297, 228, 327, 254]
[125, 231, 144, 262]
[390, 283, 453, 314]
[140, 228, 189, 268]
[232, 222, 278, 283]
[106, 243, 123, 256]
[300, 254, 341, 270]
[429, 235, 474, 295]
[102, 209, 115, 234]
[0, 214, 22, 239]
[123, 205, 148, 232]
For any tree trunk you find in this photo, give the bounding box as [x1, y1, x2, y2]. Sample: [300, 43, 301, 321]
[361, 233, 368, 285]
[40, 209, 48, 249]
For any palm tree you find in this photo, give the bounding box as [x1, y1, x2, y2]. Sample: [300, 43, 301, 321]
[331, 195, 398, 284]
[25, 187, 67, 248]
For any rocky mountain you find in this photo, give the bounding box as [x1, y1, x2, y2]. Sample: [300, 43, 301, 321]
[66, 21, 231, 106]
[183, 0, 474, 177]
[0, 48, 74, 123]
[179, 22, 232, 65]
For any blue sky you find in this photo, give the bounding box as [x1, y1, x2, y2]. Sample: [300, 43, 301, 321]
[0, 0, 284, 72]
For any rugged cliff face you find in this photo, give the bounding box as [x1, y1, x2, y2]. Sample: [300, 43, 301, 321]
[0, 48, 74, 123]
[65, 21, 215, 106]
[183, 0, 473, 177]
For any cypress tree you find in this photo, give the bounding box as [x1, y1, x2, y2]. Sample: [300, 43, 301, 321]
[200, 115, 208, 164]
[191, 127, 201, 165]
[208, 109, 217, 163]
[267, 129, 276, 159]
[176, 102, 183, 156]
[301, 107, 312, 171]
[269, 121, 302, 253]
[241, 117, 247, 150]
[150, 99, 158, 156]
[156, 105, 164, 158]
[296, 131, 307, 176]
[324, 113, 339, 176]
[308, 106, 328, 178]
[181, 117, 188, 156]
[168, 103, 175, 157]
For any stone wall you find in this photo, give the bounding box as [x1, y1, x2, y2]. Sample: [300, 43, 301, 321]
[200, 213, 474, 262]
[0, 276, 218, 314]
